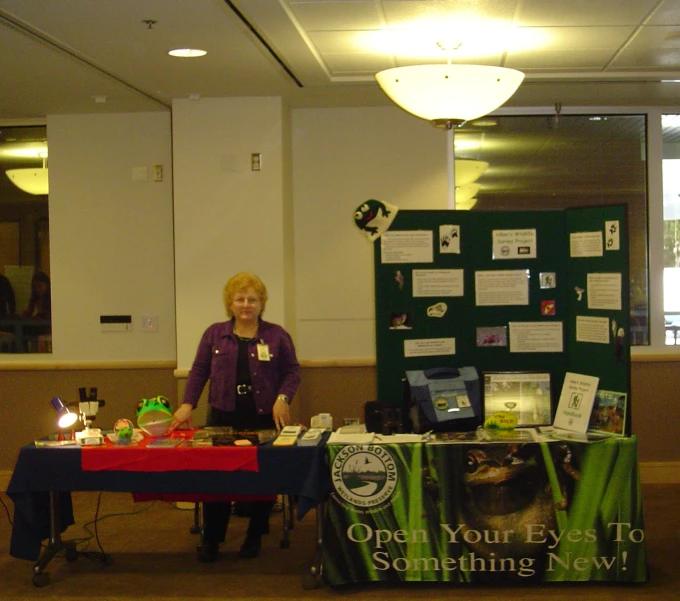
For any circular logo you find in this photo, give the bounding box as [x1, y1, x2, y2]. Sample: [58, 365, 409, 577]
[434, 396, 449, 410]
[331, 445, 398, 508]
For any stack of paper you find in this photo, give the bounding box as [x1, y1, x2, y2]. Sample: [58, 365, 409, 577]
[327, 431, 375, 444]
[273, 425, 302, 446]
[298, 428, 325, 446]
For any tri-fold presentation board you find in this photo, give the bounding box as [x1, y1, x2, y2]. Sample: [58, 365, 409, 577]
[374, 206, 631, 435]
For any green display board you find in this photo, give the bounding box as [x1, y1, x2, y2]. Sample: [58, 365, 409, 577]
[374, 206, 630, 434]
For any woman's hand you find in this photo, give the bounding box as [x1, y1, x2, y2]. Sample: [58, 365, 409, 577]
[169, 403, 193, 431]
[272, 397, 290, 430]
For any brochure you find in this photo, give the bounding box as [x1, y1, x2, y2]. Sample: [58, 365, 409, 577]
[552, 372, 599, 433]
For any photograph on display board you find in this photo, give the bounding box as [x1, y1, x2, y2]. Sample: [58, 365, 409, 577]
[389, 311, 412, 330]
[476, 326, 508, 347]
[483, 371, 553, 427]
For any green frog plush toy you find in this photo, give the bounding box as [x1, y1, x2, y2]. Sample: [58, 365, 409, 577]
[136, 395, 173, 437]
[113, 418, 135, 443]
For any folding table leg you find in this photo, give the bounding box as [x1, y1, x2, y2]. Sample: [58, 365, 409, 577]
[279, 495, 295, 549]
[189, 502, 201, 534]
[32, 491, 78, 587]
[302, 500, 324, 590]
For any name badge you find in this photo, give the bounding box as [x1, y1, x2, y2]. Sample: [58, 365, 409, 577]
[257, 343, 270, 361]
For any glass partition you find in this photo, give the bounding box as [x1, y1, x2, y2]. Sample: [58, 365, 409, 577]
[663, 114, 680, 345]
[0, 125, 51, 353]
[456, 114, 649, 345]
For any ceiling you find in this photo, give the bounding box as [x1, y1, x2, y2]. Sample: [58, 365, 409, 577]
[2, 0, 680, 120]
[1, 0, 679, 198]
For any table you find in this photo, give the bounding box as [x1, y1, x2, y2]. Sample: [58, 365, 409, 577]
[7, 435, 330, 586]
[322, 435, 647, 586]
[0, 318, 51, 352]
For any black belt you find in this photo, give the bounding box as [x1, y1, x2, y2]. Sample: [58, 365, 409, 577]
[236, 384, 252, 395]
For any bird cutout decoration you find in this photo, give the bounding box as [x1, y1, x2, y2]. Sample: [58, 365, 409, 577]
[353, 199, 398, 241]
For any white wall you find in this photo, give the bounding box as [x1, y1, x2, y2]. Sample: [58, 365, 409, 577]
[15, 112, 176, 364]
[1, 105, 460, 366]
[173, 97, 291, 371]
[292, 106, 449, 360]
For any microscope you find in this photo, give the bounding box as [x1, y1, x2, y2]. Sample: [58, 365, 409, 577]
[74, 387, 106, 445]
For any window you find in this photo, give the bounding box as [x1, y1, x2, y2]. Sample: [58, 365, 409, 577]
[0, 125, 51, 353]
[455, 113, 649, 344]
[663, 114, 680, 345]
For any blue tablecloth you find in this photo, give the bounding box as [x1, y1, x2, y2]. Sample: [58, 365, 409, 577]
[7, 438, 330, 560]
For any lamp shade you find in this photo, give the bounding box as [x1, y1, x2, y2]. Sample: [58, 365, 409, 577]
[5, 168, 49, 195]
[51, 396, 78, 429]
[375, 64, 524, 123]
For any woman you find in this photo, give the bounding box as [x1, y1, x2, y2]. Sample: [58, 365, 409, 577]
[22, 271, 51, 319]
[170, 272, 300, 562]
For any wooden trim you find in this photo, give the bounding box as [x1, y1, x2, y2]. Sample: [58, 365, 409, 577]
[0, 351, 678, 373]
[631, 351, 680, 363]
[299, 359, 376, 368]
[639, 461, 680, 484]
[0, 360, 176, 371]
[175, 358, 376, 378]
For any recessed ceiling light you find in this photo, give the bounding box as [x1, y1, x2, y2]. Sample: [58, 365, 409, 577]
[168, 48, 207, 58]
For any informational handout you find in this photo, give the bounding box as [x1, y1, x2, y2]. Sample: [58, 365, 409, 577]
[475, 270, 529, 306]
[553, 372, 600, 433]
[587, 272, 622, 310]
[380, 230, 433, 264]
[576, 315, 610, 344]
[412, 269, 464, 297]
[605, 220, 620, 251]
[404, 338, 455, 358]
[492, 229, 537, 259]
[570, 231, 603, 257]
[509, 321, 564, 353]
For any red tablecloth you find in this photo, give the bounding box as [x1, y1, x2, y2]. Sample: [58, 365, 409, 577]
[81, 435, 259, 473]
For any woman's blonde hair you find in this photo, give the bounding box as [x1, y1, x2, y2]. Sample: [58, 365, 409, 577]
[223, 272, 268, 317]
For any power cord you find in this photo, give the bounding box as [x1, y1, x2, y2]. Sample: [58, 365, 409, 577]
[0, 494, 13, 527]
[36, 492, 161, 565]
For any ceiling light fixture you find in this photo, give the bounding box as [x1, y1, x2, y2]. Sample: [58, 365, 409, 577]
[455, 159, 489, 186]
[168, 48, 207, 58]
[455, 183, 481, 204]
[5, 153, 48, 195]
[376, 59, 523, 209]
[456, 197, 478, 211]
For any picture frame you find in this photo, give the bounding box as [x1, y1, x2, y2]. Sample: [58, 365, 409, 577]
[482, 371, 553, 427]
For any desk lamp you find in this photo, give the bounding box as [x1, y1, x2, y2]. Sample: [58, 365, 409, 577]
[51, 396, 78, 428]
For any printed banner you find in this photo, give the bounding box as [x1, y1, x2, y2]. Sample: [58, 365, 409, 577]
[323, 438, 646, 585]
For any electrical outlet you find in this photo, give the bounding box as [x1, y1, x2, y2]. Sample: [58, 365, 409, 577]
[153, 165, 163, 182]
[251, 153, 262, 171]
[141, 315, 158, 332]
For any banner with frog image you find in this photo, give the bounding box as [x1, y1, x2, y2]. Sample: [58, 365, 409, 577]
[322, 437, 646, 586]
